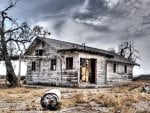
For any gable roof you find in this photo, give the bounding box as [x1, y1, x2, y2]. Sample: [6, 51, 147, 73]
[43, 37, 114, 57]
[24, 37, 139, 66]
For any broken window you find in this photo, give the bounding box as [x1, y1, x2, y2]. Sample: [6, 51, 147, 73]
[35, 49, 44, 56]
[66, 57, 73, 69]
[51, 59, 57, 70]
[125, 65, 127, 73]
[113, 64, 116, 73]
[32, 62, 36, 71]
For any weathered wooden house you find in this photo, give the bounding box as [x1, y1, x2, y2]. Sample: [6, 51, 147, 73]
[24, 37, 139, 87]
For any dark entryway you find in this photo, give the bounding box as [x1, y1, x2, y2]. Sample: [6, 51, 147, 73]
[90, 59, 96, 83]
[80, 58, 97, 84]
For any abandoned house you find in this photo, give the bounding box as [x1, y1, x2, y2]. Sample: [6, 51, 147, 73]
[24, 37, 139, 87]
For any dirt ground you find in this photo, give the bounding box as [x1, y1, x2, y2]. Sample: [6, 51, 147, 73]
[0, 79, 150, 113]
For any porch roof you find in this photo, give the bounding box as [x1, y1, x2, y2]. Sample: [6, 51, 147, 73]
[58, 48, 114, 58]
[107, 52, 140, 66]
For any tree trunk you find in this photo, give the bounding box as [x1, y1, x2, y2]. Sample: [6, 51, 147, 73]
[1, 22, 18, 87]
[2, 43, 18, 86]
[5, 57, 18, 87]
[2, 43, 18, 87]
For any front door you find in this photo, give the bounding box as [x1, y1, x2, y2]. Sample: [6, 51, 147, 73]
[80, 58, 96, 83]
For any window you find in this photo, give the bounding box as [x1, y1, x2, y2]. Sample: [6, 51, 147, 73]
[66, 57, 73, 69]
[113, 64, 116, 73]
[125, 65, 127, 73]
[32, 62, 36, 71]
[51, 59, 57, 70]
[35, 50, 44, 56]
[42, 42, 45, 47]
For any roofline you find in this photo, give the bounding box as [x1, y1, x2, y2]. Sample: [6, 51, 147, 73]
[106, 59, 140, 66]
[58, 48, 114, 58]
[24, 37, 44, 55]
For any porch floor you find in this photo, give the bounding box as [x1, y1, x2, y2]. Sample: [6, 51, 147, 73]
[79, 82, 112, 88]
[79, 80, 133, 88]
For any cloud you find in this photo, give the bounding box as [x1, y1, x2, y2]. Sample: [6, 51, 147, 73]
[134, 36, 150, 74]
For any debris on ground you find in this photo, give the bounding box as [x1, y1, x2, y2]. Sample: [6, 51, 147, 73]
[40, 89, 61, 110]
[142, 85, 150, 94]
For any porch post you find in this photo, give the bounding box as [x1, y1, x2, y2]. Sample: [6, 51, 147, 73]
[77, 58, 80, 86]
[105, 60, 107, 85]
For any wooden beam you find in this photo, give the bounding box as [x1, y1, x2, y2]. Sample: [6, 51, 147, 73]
[0, 55, 19, 61]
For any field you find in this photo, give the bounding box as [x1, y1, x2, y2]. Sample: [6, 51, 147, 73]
[0, 79, 150, 113]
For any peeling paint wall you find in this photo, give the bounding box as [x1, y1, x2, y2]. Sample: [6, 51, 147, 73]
[79, 52, 106, 84]
[26, 40, 134, 86]
[107, 62, 133, 82]
[60, 52, 79, 86]
[26, 41, 80, 86]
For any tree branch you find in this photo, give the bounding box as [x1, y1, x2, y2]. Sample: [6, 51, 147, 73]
[6, 38, 31, 44]
[5, 27, 21, 34]
[2, 0, 19, 12]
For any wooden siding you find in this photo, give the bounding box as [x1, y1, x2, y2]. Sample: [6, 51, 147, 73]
[78, 52, 106, 84]
[26, 40, 134, 86]
[26, 41, 79, 86]
[107, 62, 133, 82]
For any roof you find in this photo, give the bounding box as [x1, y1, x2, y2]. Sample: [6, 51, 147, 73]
[107, 52, 140, 66]
[25, 37, 139, 66]
[58, 48, 113, 57]
[42, 37, 114, 57]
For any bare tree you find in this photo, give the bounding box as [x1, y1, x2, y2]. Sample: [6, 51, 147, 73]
[0, 0, 50, 87]
[118, 41, 140, 62]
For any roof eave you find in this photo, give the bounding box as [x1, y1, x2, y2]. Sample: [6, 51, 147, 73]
[58, 49, 114, 58]
[106, 60, 140, 66]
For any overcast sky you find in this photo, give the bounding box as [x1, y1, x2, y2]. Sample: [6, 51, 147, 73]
[1, 0, 150, 75]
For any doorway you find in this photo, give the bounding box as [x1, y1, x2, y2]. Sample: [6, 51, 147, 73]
[80, 58, 96, 83]
[90, 59, 96, 83]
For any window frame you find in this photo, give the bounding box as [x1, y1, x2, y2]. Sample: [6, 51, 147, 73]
[125, 65, 127, 73]
[66, 57, 73, 70]
[50, 59, 57, 71]
[35, 49, 44, 56]
[113, 63, 116, 73]
[31, 61, 36, 71]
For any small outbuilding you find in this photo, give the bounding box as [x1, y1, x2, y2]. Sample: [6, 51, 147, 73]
[24, 37, 139, 87]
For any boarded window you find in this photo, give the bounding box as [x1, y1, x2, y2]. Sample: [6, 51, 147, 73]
[66, 57, 73, 69]
[32, 62, 36, 71]
[113, 64, 116, 73]
[125, 65, 127, 73]
[35, 50, 44, 56]
[51, 59, 57, 70]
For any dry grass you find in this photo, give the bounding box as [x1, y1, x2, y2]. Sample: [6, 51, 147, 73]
[73, 92, 90, 103]
[0, 80, 150, 113]
[60, 86, 150, 113]
[0, 87, 44, 102]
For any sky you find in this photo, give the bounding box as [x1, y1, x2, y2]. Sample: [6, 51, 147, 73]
[0, 0, 150, 75]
